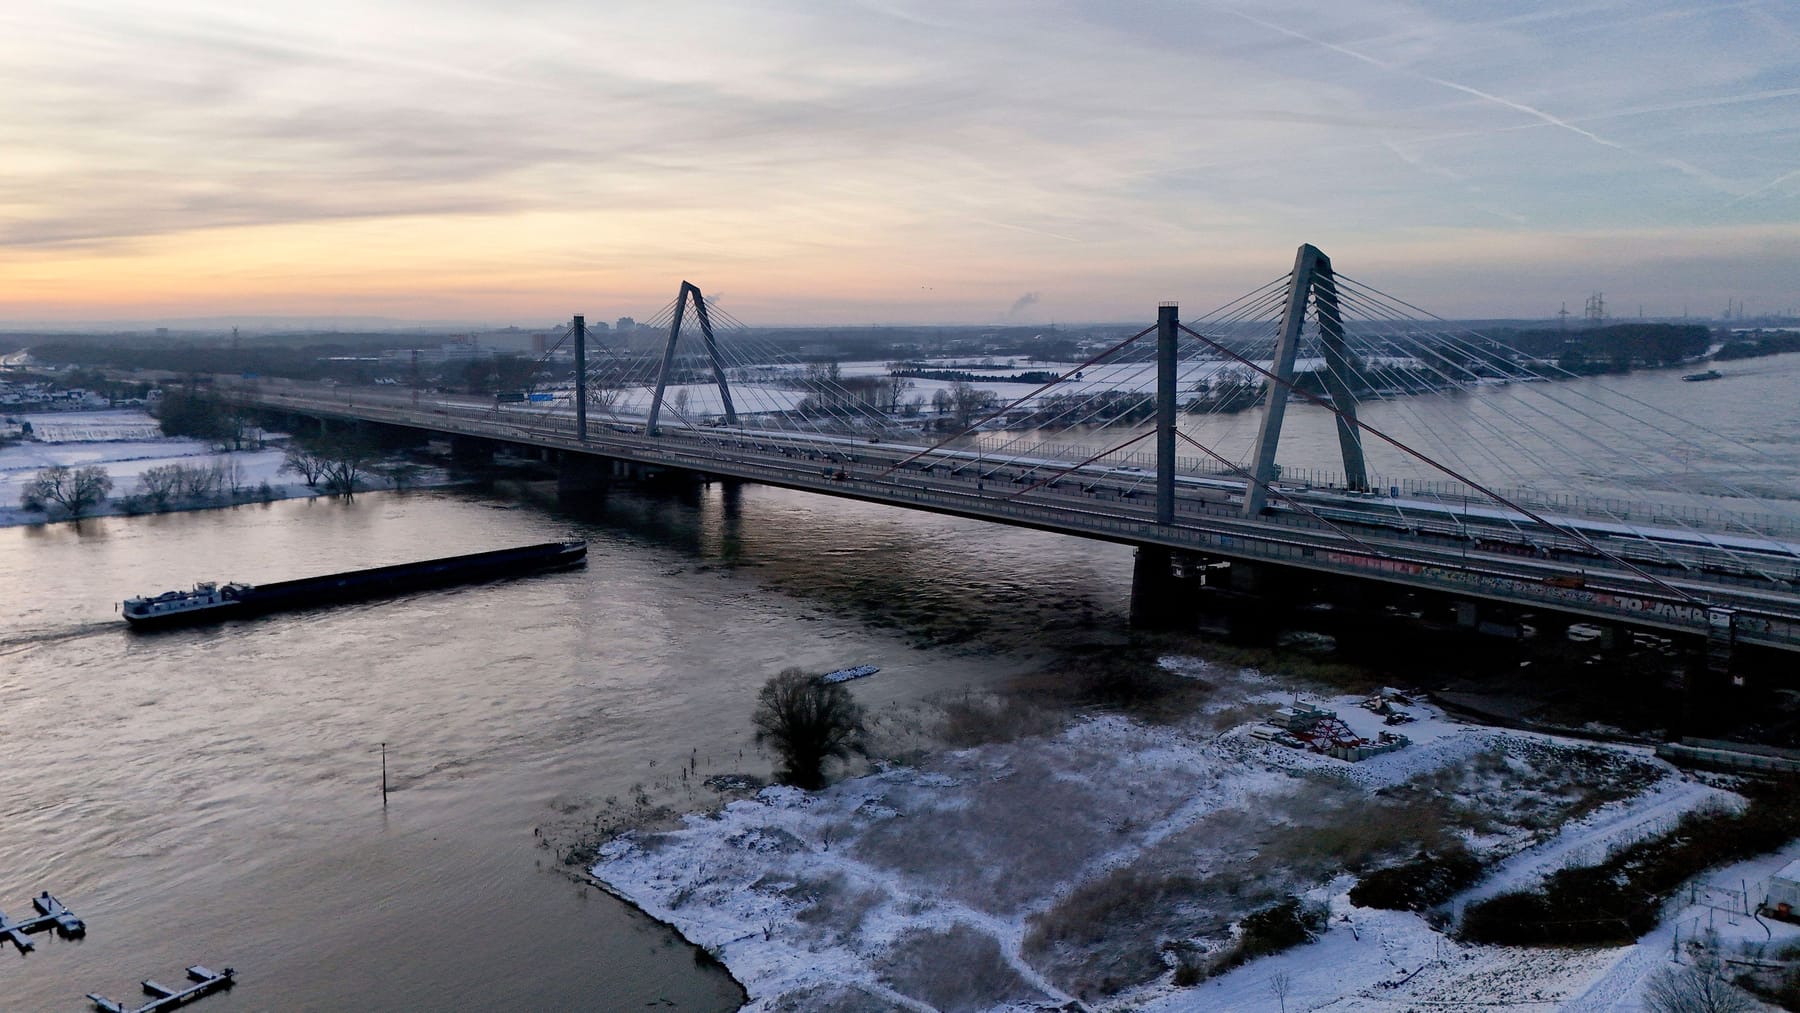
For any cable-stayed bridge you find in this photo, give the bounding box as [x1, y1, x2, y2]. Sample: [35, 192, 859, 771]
[226, 246, 1800, 669]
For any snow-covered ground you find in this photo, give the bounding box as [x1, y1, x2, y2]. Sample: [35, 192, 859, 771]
[593, 660, 1776, 1012]
[0, 409, 448, 527]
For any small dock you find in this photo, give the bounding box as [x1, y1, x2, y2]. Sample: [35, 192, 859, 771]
[0, 892, 86, 952]
[87, 965, 235, 1013]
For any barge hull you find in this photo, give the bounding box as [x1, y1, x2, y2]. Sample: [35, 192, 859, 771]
[126, 541, 585, 630]
[243, 540, 587, 612]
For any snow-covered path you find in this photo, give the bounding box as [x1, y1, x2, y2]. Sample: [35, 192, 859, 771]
[593, 678, 1755, 1012]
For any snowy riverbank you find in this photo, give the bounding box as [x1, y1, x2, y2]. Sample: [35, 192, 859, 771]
[593, 659, 1785, 1011]
[0, 410, 452, 527]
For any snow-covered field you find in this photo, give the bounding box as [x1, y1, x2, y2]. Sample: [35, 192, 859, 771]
[593, 660, 1787, 1012]
[0, 410, 446, 527]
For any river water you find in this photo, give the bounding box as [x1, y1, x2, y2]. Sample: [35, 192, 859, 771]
[0, 483, 1131, 1010]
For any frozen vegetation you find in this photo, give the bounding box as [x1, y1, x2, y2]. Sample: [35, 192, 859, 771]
[0, 409, 450, 527]
[594, 658, 1800, 1011]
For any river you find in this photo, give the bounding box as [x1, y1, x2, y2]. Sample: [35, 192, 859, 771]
[0, 482, 1131, 1010]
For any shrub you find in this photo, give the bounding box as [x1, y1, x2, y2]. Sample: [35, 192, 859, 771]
[1350, 847, 1484, 911]
[1460, 786, 1800, 946]
[936, 692, 1059, 747]
[875, 925, 1047, 1013]
[1232, 897, 1327, 964]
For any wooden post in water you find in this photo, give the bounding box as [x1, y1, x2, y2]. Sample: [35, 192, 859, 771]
[381, 742, 388, 807]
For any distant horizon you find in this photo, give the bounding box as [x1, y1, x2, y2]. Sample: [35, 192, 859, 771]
[1, 308, 1775, 339]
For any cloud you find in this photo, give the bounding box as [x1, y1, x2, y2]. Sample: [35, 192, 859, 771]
[0, 0, 1795, 321]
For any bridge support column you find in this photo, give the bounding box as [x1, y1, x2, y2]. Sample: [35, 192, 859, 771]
[1454, 601, 1479, 630]
[1706, 607, 1737, 679]
[1156, 303, 1177, 526]
[1130, 546, 1183, 628]
[1227, 560, 1290, 596]
[449, 436, 493, 469]
[557, 454, 611, 503]
[574, 314, 587, 442]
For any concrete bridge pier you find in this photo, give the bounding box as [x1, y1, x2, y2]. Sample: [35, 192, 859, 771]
[1130, 547, 1221, 628]
[557, 454, 613, 502]
[1130, 546, 1183, 628]
[1226, 560, 1294, 596]
[1453, 600, 1523, 639]
[449, 436, 495, 469]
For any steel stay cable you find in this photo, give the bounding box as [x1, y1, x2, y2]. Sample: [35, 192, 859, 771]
[965, 284, 1290, 479]
[1335, 279, 1798, 578]
[874, 323, 1158, 480]
[1311, 296, 1547, 546]
[1339, 271, 1800, 536]
[1004, 430, 1155, 500]
[1177, 322, 1713, 606]
[1173, 429, 1393, 559]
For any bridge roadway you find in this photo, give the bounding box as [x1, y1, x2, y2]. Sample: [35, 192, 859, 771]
[232, 382, 1800, 654]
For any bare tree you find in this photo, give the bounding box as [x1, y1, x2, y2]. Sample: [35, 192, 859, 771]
[280, 439, 330, 489]
[1268, 970, 1293, 1013]
[319, 433, 379, 497]
[21, 464, 113, 520]
[135, 464, 184, 509]
[883, 372, 915, 413]
[1643, 946, 1756, 1013]
[948, 381, 999, 430]
[175, 461, 223, 501]
[216, 455, 246, 497]
[752, 668, 867, 791]
[585, 367, 628, 413]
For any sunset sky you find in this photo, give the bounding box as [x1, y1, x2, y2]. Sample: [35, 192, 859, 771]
[2, 0, 1796, 326]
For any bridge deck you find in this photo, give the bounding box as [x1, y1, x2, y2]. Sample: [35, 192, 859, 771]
[232, 383, 1800, 652]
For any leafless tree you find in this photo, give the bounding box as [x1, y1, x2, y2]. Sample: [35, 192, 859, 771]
[175, 461, 222, 501]
[585, 368, 628, 413]
[1268, 970, 1293, 1013]
[281, 439, 330, 489]
[21, 464, 113, 520]
[883, 373, 915, 413]
[752, 668, 866, 790]
[1643, 947, 1755, 1013]
[947, 381, 998, 429]
[136, 464, 184, 509]
[216, 456, 246, 497]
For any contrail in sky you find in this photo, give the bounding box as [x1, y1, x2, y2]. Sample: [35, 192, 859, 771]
[1228, 9, 1621, 149]
[1228, 8, 1747, 196]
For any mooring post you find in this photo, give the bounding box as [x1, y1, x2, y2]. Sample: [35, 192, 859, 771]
[573, 314, 587, 442]
[381, 741, 388, 807]
[1157, 303, 1178, 526]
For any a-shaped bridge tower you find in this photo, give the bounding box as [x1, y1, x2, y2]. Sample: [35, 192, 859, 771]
[1243, 243, 1367, 515]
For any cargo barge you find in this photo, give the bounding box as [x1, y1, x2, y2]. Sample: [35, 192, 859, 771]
[121, 540, 587, 629]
